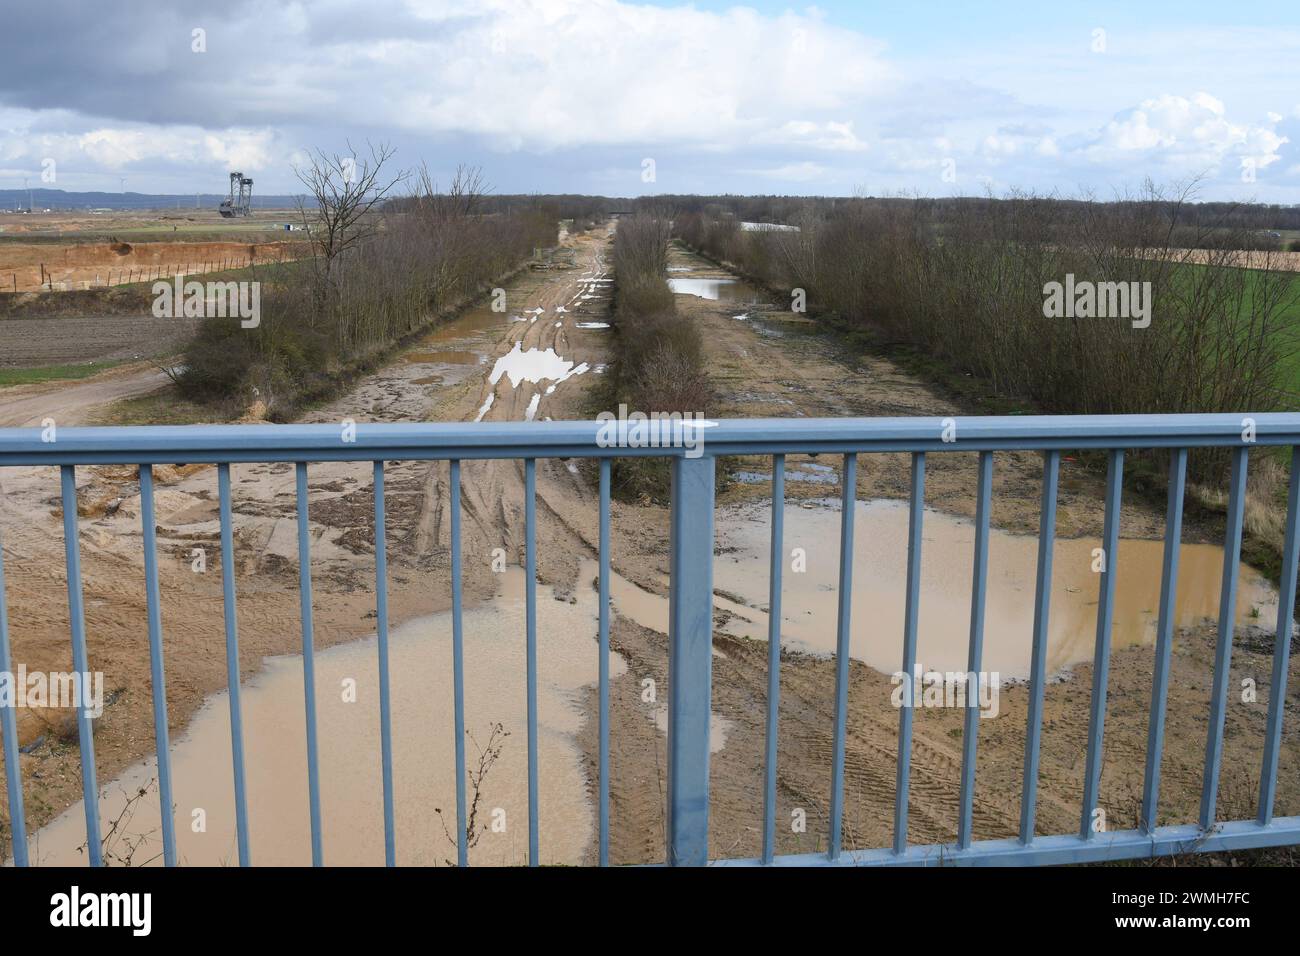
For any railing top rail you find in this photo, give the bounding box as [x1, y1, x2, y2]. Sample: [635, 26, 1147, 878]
[1, 412, 1297, 465]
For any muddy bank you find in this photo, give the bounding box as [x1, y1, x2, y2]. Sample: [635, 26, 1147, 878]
[4, 230, 1298, 866]
[0, 227, 623, 862]
[32, 564, 622, 866]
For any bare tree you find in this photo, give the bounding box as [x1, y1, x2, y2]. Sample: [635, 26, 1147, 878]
[293, 141, 408, 317]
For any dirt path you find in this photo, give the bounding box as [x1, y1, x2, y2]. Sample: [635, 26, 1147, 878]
[2, 228, 1297, 866]
[0, 227, 624, 860]
[0, 362, 178, 428]
[576, 244, 1300, 862]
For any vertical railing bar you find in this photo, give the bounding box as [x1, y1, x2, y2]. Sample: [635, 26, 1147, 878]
[373, 461, 396, 865]
[295, 462, 323, 866]
[217, 463, 251, 866]
[449, 459, 468, 867]
[957, 451, 993, 850]
[1259, 448, 1300, 825]
[828, 452, 857, 861]
[1140, 448, 1187, 834]
[1019, 449, 1059, 845]
[598, 457, 611, 866]
[1200, 446, 1249, 830]
[665, 454, 715, 865]
[762, 453, 785, 865]
[893, 452, 926, 854]
[0, 523, 29, 866]
[60, 465, 102, 866]
[138, 465, 177, 866]
[525, 458, 539, 867]
[1080, 449, 1124, 840]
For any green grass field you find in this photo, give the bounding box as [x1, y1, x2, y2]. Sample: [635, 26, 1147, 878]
[1256, 271, 1300, 396]
[1169, 262, 1300, 401]
[0, 361, 120, 387]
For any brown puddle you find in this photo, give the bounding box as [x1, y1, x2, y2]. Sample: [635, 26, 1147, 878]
[402, 349, 484, 366]
[27, 564, 626, 867]
[397, 296, 534, 373]
[713, 499, 1280, 680]
[24, 498, 1279, 865]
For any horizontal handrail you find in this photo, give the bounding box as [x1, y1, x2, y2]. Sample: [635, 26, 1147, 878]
[3, 412, 1300, 465]
[1, 412, 1297, 868]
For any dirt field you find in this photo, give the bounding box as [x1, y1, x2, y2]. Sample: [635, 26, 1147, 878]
[1148, 248, 1300, 271]
[0, 238, 303, 292]
[0, 316, 200, 371]
[0, 226, 1296, 865]
[0, 209, 298, 239]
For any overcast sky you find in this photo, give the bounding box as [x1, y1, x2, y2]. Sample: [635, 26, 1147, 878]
[1, 0, 1298, 201]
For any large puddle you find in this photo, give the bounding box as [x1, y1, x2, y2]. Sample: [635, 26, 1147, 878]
[397, 296, 531, 383]
[23, 492, 1280, 865]
[28, 563, 626, 867]
[712, 499, 1279, 679]
[488, 342, 589, 389]
[668, 277, 763, 303]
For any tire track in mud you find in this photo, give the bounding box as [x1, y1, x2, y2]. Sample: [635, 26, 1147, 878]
[0, 228, 624, 859]
[8, 226, 1297, 865]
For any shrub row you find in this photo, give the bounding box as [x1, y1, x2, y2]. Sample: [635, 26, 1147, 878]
[675, 187, 1300, 483]
[594, 213, 713, 500]
[179, 183, 556, 419]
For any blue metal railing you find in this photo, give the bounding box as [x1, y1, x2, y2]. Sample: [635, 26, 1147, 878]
[1, 413, 1299, 867]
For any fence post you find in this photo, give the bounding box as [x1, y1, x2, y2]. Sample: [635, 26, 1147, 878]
[666, 453, 715, 866]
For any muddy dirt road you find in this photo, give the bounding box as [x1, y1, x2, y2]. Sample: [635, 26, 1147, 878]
[0, 363, 180, 429]
[3, 227, 1298, 866]
[1, 225, 645, 864]
[651, 244, 1300, 858]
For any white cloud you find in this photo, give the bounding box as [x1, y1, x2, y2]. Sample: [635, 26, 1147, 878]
[256, 0, 899, 153]
[2, 2, 1298, 199]
[77, 128, 276, 170]
[1080, 92, 1288, 172]
[741, 161, 827, 182]
[753, 120, 870, 152]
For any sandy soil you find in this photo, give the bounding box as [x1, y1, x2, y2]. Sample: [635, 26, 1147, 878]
[580, 245, 1300, 861]
[0, 226, 628, 859]
[0, 240, 302, 292]
[1, 227, 1296, 865]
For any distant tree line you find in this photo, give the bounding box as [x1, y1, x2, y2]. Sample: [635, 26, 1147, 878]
[179, 147, 557, 417]
[651, 190, 1300, 250]
[671, 182, 1300, 485]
